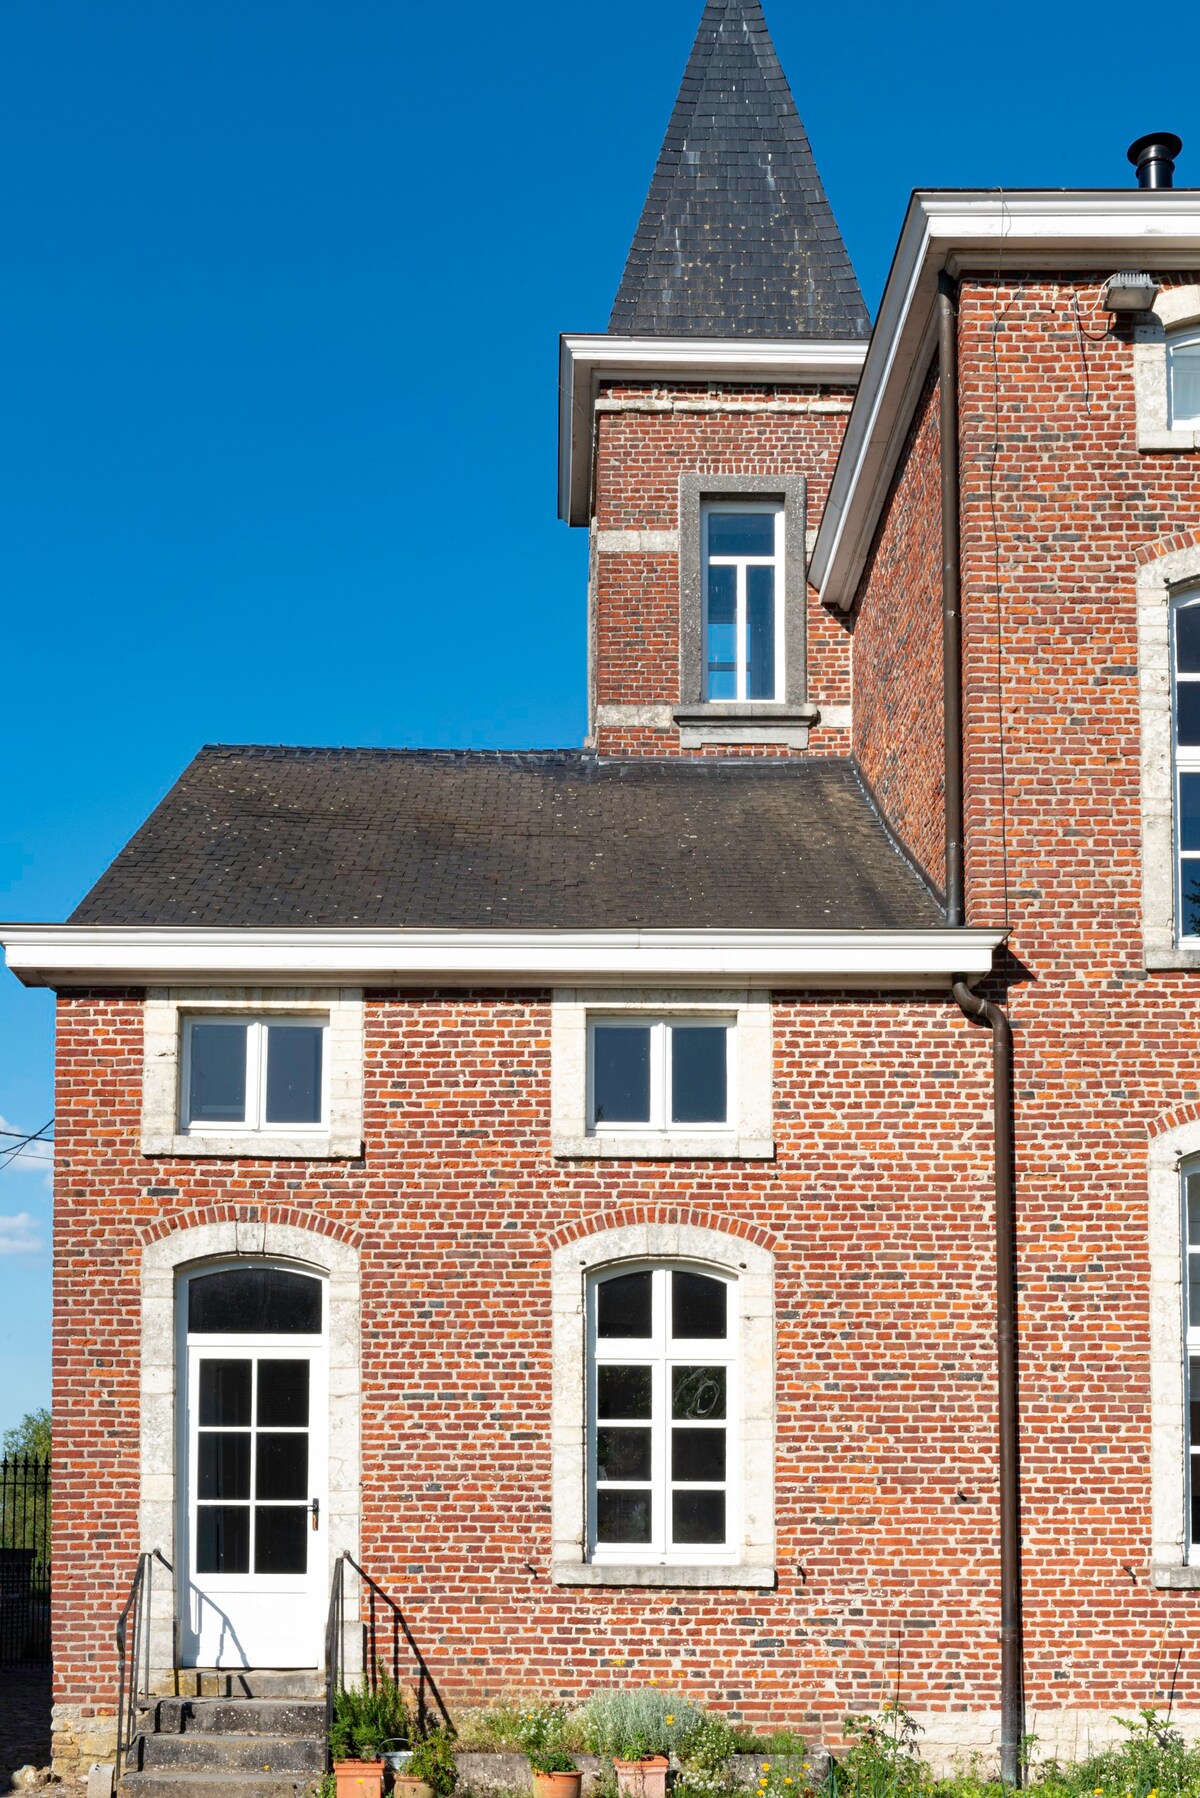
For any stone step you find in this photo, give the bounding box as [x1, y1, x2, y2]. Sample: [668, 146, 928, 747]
[142, 1734, 325, 1775]
[120, 1773, 314, 1798]
[169, 1671, 325, 1701]
[154, 1700, 325, 1739]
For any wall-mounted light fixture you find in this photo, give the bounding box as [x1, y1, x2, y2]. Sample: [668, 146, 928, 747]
[1100, 271, 1161, 314]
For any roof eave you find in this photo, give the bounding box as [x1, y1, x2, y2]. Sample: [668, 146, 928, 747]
[810, 188, 1200, 611]
[2, 922, 1004, 991]
[558, 333, 869, 527]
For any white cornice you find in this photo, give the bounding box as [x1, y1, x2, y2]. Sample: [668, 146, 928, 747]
[1, 923, 1004, 990]
[558, 333, 868, 526]
[810, 189, 1200, 611]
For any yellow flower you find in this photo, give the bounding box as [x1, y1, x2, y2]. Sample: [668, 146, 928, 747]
[785, 1780, 794, 1787]
[762, 1766, 772, 1775]
[666, 1717, 675, 1727]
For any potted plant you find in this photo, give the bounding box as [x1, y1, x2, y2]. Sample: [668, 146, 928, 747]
[514, 1703, 582, 1798]
[393, 1726, 457, 1798]
[330, 1673, 409, 1798]
[583, 1689, 700, 1798]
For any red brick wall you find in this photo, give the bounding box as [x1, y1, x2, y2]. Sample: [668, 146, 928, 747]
[592, 383, 854, 757]
[851, 363, 946, 895]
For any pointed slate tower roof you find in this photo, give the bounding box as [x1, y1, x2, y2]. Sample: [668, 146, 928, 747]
[610, 0, 869, 340]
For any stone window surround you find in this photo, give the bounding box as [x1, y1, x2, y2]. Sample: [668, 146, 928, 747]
[1134, 285, 1200, 451]
[142, 987, 365, 1158]
[550, 1221, 775, 1587]
[676, 473, 811, 746]
[1148, 1122, 1200, 1587]
[140, 1220, 363, 1684]
[549, 988, 773, 1160]
[1138, 545, 1200, 967]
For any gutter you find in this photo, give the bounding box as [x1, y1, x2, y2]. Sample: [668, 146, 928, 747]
[938, 275, 1024, 1785]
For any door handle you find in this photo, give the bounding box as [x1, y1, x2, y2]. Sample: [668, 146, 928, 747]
[310, 1497, 320, 1532]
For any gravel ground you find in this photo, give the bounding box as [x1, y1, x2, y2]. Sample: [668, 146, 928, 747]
[0, 1671, 52, 1785]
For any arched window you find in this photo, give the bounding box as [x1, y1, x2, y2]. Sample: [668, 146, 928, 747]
[1168, 325, 1200, 430]
[588, 1263, 736, 1566]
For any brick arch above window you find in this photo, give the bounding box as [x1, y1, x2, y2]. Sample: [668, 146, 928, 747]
[1133, 284, 1200, 451]
[549, 1221, 775, 1588]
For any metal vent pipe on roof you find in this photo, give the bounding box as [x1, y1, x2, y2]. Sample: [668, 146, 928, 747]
[1127, 132, 1183, 189]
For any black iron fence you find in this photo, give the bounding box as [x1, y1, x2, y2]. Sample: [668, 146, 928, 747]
[0, 1455, 51, 1665]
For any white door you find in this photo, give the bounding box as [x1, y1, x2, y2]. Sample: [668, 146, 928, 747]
[178, 1264, 327, 1668]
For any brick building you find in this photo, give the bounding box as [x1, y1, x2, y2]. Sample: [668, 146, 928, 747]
[6, 0, 1200, 1786]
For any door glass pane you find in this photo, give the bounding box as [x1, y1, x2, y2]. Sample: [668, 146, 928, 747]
[672, 1428, 727, 1482]
[596, 1428, 652, 1482]
[199, 1361, 252, 1427]
[1181, 776, 1200, 853]
[1188, 1176, 1200, 1250]
[196, 1505, 249, 1574]
[672, 1365, 727, 1420]
[1177, 683, 1200, 746]
[189, 1268, 322, 1335]
[597, 1271, 653, 1338]
[705, 564, 736, 700]
[1177, 605, 1200, 673]
[187, 1024, 247, 1124]
[1181, 863, 1200, 940]
[254, 1507, 308, 1575]
[596, 1490, 651, 1543]
[265, 1025, 323, 1125]
[592, 1026, 651, 1124]
[257, 1360, 310, 1427]
[707, 512, 775, 557]
[671, 1489, 726, 1545]
[256, 1434, 309, 1501]
[1171, 347, 1200, 426]
[672, 1271, 727, 1340]
[746, 565, 776, 700]
[670, 1028, 728, 1125]
[198, 1434, 251, 1500]
[596, 1364, 652, 1418]
[1191, 1254, 1200, 1328]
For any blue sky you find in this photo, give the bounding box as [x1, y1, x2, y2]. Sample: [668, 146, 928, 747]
[0, 0, 1195, 1440]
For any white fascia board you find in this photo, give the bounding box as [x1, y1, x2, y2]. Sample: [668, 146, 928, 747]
[558, 333, 868, 527]
[810, 189, 1200, 611]
[1, 924, 1004, 990]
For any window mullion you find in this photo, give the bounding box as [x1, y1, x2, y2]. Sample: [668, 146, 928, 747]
[736, 563, 747, 702]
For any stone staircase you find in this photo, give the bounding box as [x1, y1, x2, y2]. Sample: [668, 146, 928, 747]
[119, 1672, 326, 1798]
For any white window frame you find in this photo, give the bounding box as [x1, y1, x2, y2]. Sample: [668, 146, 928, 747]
[1133, 286, 1200, 451]
[550, 1222, 775, 1588]
[1184, 1165, 1200, 1561]
[550, 989, 773, 1160]
[1172, 589, 1200, 945]
[700, 499, 785, 703]
[588, 1263, 736, 1567]
[1168, 326, 1200, 430]
[586, 1015, 734, 1137]
[141, 987, 365, 1159]
[1137, 548, 1200, 967]
[1149, 1124, 1200, 1587]
[180, 1015, 330, 1137]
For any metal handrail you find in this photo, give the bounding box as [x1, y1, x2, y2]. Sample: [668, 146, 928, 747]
[115, 1554, 150, 1785]
[325, 1551, 453, 1769]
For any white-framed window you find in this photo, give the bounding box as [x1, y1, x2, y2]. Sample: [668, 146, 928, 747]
[589, 1263, 735, 1565]
[587, 1015, 732, 1136]
[1168, 327, 1200, 430]
[1185, 1165, 1200, 1558]
[180, 1016, 329, 1135]
[702, 500, 784, 702]
[549, 989, 773, 1160]
[141, 988, 365, 1158]
[1172, 590, 1200, 943]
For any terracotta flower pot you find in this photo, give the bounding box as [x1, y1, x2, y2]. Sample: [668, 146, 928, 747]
[533, 1773, 583, 1798]
[613, 1756, 670, 1798]
[392, 1778, 435, 1798]
[335, 1759, 386, 1798]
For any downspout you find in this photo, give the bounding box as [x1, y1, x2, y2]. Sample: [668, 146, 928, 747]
[938, 270, 1024, 1786]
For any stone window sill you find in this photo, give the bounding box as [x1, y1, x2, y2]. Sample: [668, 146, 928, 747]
[552, 1561, 776, 1589]
[1144, 949, 1200, 970]
[673, 703, 818, 748]
[1138, 427, 1200, 452]
[144, 1131, 362, 1159]
[552, 1132, 774, 1161]
[1151, 1563, 1200, 1588]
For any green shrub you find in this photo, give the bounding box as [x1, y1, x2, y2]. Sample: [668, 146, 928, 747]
[330, 1672, 409, 1762]
[583, 1688, 704, 1761]
[511, 1703, 579, 1774]
[835, 1706, 934, 1798]
[410, 1726, 459, 1795]
[675, 1713, 741, 1796]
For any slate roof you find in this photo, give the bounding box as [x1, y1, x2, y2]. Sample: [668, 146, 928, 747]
[610, 0, 870, 340]
[70, 747, 940, 931]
